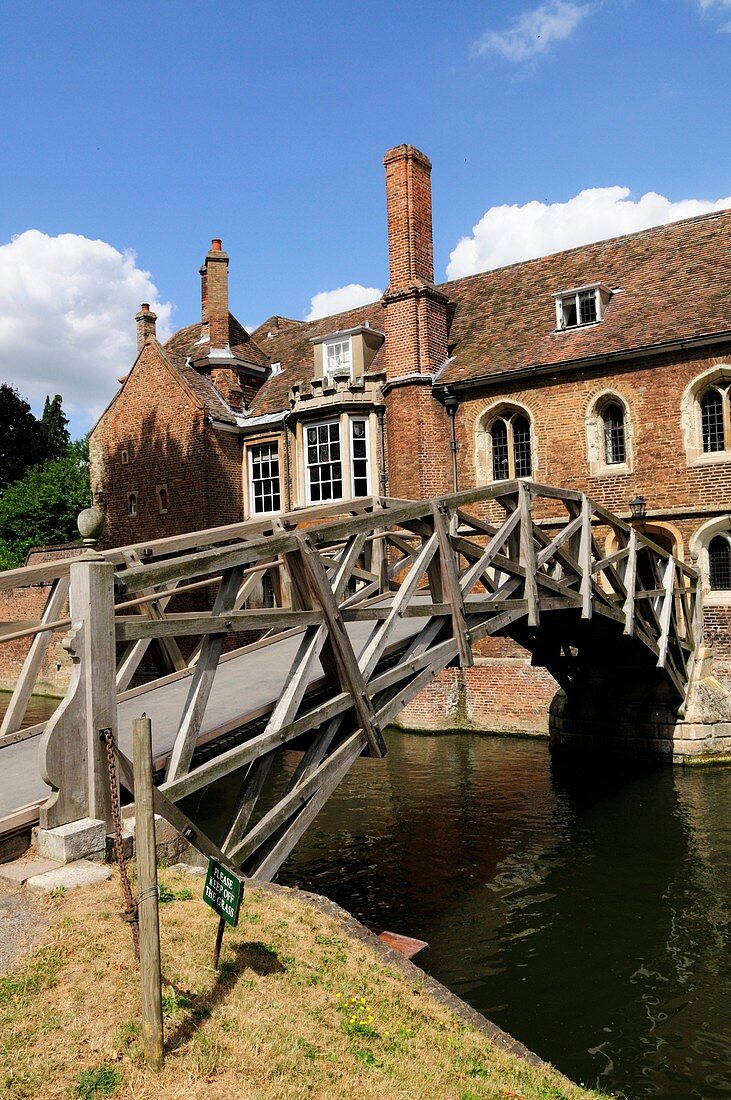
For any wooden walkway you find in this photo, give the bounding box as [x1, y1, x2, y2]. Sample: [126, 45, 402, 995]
[0, 482, 700, 877]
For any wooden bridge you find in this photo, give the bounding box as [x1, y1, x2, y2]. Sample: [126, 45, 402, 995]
[0, 481, 700, 877]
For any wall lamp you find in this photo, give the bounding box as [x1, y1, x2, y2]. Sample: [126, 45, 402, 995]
[629, 495, 647, 521]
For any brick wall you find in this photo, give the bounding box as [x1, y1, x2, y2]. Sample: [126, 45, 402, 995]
[397, 660, 558, 735]
[90, 344, 218, 546]
[0, 586, 72, 695]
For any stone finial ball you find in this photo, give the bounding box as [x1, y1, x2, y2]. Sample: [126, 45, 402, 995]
[77, 506, 105, 542]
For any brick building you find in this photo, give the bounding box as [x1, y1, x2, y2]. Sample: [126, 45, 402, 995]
[89, 145, 731, 735]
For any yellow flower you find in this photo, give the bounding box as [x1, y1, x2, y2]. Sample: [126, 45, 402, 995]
[335, 993, 341, 1000]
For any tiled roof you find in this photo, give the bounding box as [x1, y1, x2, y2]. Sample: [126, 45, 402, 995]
[436, 208, 731, 386]
[164, 314, 269, 368]
[248, 300, 387, 415]
[161, 208, 731, 420]
[158, 345, 239, 424]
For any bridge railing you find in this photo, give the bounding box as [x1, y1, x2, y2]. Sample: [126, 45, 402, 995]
[0, 482, 700, 869]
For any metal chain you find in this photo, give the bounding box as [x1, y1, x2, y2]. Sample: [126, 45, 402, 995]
[101, 727, 140, 964]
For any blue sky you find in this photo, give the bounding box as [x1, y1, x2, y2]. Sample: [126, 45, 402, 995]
[1, 0, 731, 434]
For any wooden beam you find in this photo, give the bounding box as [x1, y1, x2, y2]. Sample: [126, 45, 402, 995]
[431, 504, 473, 667]
[579, 496, 593, 620]
[296, 535, 386, 757]
[0, 575, 69, 739]
[518, 483, 539, 628]
[165, 566, 244, 782]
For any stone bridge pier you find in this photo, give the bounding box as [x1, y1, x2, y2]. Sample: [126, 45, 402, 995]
[549, 638, 731, 764]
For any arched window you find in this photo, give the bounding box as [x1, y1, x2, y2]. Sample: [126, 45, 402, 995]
[602, 402, 626, 465]
[488, 410, 533, 481]
[127, 492, 138, 516]
[157, 485, 169, 514]
[709, 535, 731, 590]
[586, 392, 632, 475]
[700, 387, 726, 453]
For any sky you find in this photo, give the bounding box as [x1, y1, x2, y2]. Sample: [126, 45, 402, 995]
[1, 0, 731, 436]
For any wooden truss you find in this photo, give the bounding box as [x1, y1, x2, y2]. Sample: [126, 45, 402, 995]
[0, 482, 700, 878]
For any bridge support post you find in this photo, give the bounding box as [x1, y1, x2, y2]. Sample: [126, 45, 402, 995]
[38, 548, 117, 850]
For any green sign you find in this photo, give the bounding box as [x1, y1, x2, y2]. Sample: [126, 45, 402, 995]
[203, 860, 243, 926]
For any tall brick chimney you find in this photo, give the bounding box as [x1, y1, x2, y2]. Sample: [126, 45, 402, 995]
[135, 303, 157, 352]
[382, 145, 451, 499]
[200, 238, 230, 349]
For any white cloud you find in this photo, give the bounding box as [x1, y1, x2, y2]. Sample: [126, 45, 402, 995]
[472, 1, 591, 62]
[305, 283, 382, 322]
[446, 186, 731, 279]
[697, 0, 731, 30]
[0, 230, 173, 433]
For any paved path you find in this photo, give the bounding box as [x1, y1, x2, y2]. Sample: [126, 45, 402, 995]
[0, 613, 419, 827]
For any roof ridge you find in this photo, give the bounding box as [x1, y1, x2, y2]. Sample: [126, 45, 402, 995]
[437, 205, 731, 292]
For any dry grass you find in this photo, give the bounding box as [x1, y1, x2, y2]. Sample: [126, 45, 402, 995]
[0, 870, 612, 1100]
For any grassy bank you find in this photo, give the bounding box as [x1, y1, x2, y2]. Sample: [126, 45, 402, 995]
[1, 870, 612, 1100]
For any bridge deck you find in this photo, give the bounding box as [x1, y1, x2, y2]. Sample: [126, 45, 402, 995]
[0, 609, 419, 830]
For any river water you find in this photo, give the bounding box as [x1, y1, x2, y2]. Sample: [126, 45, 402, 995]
[190, 730, 731, 1099]
[6, 693, 729, 1097]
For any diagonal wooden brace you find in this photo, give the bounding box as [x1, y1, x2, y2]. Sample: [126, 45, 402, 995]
[295, 534, 387, 758]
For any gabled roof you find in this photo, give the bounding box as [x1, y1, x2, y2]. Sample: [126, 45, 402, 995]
[165, 313, 269, 369]
[436, 207, 731, 386]
[248, 300, 386, 415]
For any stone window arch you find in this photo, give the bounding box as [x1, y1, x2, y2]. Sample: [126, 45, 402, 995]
[681, 365, 731, 465]
[689, 517, 731, 603]
[475, 402, 536, 483]
[586, 391, 632, 475]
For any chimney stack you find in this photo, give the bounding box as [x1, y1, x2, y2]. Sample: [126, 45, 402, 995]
[384, 144, 435, 290]
[381, 145, 451, 500]
[135, 303, 157, 352]
[200, 238, 230, 349]
[382, 145, 447, 380]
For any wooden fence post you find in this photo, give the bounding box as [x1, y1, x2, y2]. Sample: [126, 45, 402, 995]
[133, 715, 164, 1071]
[39, 546, 117, 831]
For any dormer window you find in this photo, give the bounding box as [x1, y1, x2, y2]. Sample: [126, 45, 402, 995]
[554, 283, 611, 330]
[324, 338, 352, 381]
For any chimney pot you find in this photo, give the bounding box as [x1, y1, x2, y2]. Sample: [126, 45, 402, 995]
[211, 238, 222, 252]
[135, 303, 157, 352]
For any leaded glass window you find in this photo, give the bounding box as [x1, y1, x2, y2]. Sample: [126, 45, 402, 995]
[490, 419, 509, 480]
[351, 419, 369, 496]
[513, 416, 532, 478]
[489, 411, 533, 480]
[701, 388, 725, 453]
[709, 535, 731, 590]
[603, 403, 626, 464]
[306, 421, 343, 502]
[249, 441, 281, 514]
[579, 290, 597, 325]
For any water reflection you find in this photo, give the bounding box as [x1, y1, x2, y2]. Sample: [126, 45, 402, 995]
[185, 731, 731, 1098]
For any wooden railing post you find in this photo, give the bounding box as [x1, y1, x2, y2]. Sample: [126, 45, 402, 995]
[74, 550, 118, 827]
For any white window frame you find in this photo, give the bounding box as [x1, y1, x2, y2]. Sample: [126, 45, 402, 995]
[305, 419, 345, 505]
[127, 492, 138, 516]
[554, 284, 607, 330]
[349, 417, 371, 498]
[248, 440, 282, 516]
[323, 337, 353, 382]
[303, 415, 372, 505]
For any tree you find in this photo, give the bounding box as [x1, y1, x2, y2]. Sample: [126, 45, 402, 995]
[0, 439, 90, 569]
[0, 385, 46, 492]
[40, 394, 70, 458]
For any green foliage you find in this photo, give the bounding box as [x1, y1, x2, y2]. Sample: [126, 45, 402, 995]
[40, 394, 70, 458]
[73, 1065, 120, 1098]
[0, 438, 89, 568]
[0, 385, 46, 492]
